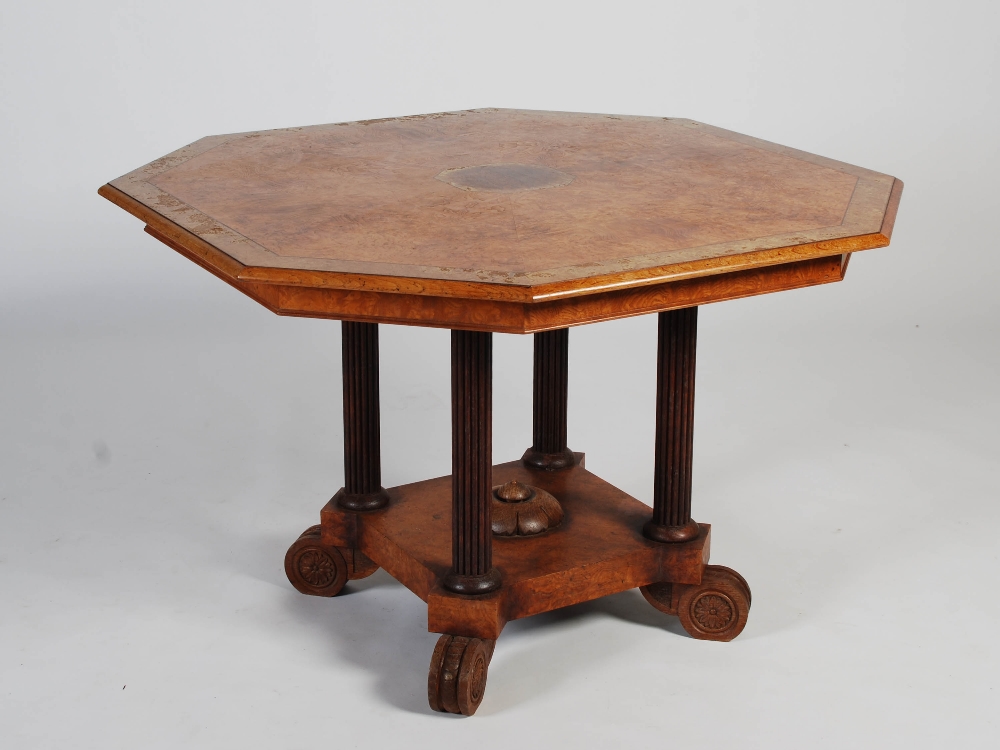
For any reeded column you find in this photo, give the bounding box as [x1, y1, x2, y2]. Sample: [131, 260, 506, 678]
[443, 330, 502, 595]
[643, 308, 701, 543]
[522, 328, 575, 470]
[336, 321, 389, 511]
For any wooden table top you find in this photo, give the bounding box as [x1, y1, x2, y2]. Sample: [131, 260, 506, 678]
[100, 109, 902, 333]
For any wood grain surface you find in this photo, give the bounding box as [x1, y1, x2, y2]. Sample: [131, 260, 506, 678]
[336, 321, 390, 511]
[139, 222, 847, 333]
[99, 109, 902, 332]
[644, 307, 701, 543]
[320, 457, 711, 640]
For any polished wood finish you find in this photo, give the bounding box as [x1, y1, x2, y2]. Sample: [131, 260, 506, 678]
[98, 111, 904, 715]
[444, 331, 501, 595]
[522, 328, 575, 469]
[99, 109, 902, 333]
[644, 308, 700, 543]
[319, 458, 711, 640]
[133, 214, 853, 333]
[337, 321, 389, 510]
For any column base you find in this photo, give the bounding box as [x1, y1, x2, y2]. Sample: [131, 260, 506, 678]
[334, 486, 390, 512]
[521, 447, 576, 471]
[443, 568, 502, 596]
[643, 518, 701, 543]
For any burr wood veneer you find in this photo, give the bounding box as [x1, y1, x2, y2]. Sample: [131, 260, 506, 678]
[99, 109, 901, 333]
[99, 109, 903, 716]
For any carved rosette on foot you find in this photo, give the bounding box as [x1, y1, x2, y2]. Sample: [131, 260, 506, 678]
[491, 480, 563, 536]
[283, 525, 377, 597]
[428, 635, 496, 716]
[640, 565, 751, 641]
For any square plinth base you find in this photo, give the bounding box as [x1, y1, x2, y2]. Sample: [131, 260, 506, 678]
[321, 457, 711, 640]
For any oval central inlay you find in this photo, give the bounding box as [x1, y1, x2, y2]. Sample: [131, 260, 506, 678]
[435, 163, 573, 193]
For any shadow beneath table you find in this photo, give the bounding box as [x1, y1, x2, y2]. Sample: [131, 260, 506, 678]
[473, 589, 689, 714]
[246, 529, 436, 714]
[235, 526, 781, 714]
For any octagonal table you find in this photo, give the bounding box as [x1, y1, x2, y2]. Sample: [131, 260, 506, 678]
[99, 109, 903, 716]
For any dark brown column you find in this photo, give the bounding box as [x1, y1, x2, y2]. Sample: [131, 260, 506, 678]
[444, 330, 501, 595]
[336, 321, 389, 511]
[522, 328, 575, 470]
[644, 308, 701, 543]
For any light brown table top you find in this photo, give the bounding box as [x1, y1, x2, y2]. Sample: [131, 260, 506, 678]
[100, 109, 902, 333]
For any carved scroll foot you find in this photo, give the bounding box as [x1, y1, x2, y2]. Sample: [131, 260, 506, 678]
[283, 525, 378, 597]
[428, 635, 495, 716]
[640, 564, 751, 642]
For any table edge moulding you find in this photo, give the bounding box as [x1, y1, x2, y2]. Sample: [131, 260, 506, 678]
[98, 108, 902, 335]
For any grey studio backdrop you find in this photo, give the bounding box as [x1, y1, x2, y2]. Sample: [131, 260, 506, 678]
[1, 1, 997, 747]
